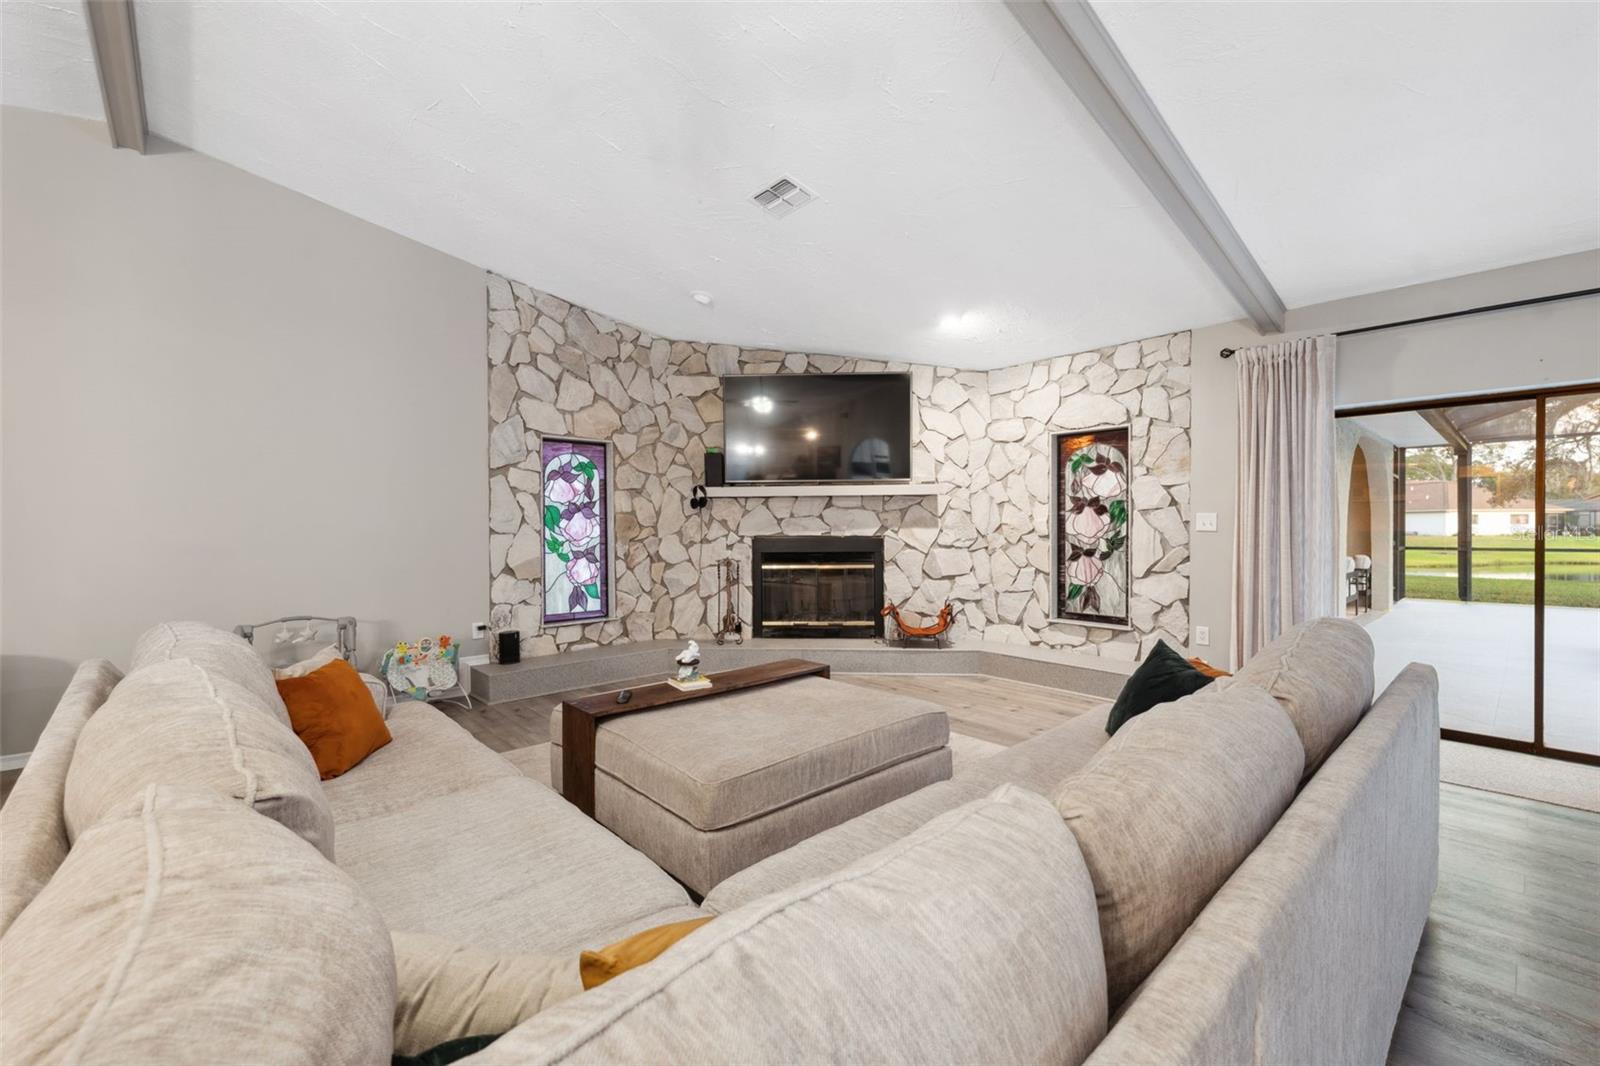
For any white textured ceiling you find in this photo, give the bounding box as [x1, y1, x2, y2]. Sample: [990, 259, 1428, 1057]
[5, 1, 1240, 369]
[1093, 0, 1600, 308]
[4, 3, 1598, 366]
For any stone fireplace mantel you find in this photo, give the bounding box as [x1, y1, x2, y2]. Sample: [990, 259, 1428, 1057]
[705, 483, 945, 499]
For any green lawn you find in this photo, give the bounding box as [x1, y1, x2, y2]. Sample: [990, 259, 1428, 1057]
[1400, 534, 1600, 607]
[1403, 573, 1599, 608]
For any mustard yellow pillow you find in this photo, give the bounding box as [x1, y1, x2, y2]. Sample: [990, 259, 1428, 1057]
[579, 917, 714, 990]
[274, 658, 391, 779]
[1187, 657, 1231, 678]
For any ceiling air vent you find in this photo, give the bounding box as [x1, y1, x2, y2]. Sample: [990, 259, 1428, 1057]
[751, 177, 816, 218]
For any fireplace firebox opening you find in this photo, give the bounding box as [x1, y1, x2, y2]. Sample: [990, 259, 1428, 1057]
[751, 536, 885, 639]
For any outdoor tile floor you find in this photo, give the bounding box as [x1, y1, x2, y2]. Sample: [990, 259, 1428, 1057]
[1363, 598, 1600, 755]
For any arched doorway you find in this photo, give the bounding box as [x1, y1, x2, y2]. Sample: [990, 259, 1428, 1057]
[1337, 429, 1395, 617]
[1346, 449, 1374, 614]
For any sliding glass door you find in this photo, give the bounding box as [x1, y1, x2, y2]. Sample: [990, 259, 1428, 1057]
[1339, 383, 1600, 765]
[1542, 391, 1600, 756]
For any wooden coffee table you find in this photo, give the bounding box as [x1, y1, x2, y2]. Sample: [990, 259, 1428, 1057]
[558, 658, 830, 817]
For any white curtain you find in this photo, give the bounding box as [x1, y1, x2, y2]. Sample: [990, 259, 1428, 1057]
[1232, 335, 1340, 664]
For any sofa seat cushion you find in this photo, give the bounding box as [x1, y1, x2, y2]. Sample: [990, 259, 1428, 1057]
[701, 778, 989, 913]
[334, 775, 692, 955]
[465, 785, 1107, 1066]
[64, 659, 334, 859]
[130, 620, 291, 725]
[1227, 617, 1375, 779]
[323, 702, 519, 825]
[549, 676, 948, 831]
[0, 785, 395, 1065]
[1055, 683, 1304, 1008]
[0, 659, 122, 937]
[955, 705, 1112, 793]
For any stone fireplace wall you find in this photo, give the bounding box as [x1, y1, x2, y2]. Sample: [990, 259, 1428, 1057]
[486, 271, 1192, 663]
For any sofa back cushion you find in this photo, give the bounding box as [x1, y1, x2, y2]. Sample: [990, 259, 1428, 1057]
[0, 785, 395, 1065]
[64, 659, 335, 859]
[130, 620, 291, 725]
[1227, 617, 1375, 779]
[0, 660, 123, 937]
[1055, 684, 1304, 1008]
[464, 785, 1108, 1066]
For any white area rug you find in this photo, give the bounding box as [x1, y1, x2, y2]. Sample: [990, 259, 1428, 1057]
[502, 730, 1008, 792]
[1440, 740, 1600, 813]
[503, 743, 552, 787]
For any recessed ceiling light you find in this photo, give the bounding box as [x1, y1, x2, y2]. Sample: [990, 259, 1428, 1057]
[938, 311, 986, 336]
[690, 291, 713, 306]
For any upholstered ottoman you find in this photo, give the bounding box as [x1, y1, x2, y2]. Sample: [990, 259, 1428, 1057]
[550, 675, 951, 895]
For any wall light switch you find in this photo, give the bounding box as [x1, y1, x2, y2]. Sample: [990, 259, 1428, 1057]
[1194, 625, 1211, 647]
[1195, 512, 1218, 532]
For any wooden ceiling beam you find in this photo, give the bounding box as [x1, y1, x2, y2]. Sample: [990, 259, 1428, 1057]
[1004, 0, 1286, 334]
[83, 0, 147, 153]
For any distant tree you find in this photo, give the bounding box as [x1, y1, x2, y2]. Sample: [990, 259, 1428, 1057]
[1398, 401, 1600, 503]
[1404, 447, 1455, 482]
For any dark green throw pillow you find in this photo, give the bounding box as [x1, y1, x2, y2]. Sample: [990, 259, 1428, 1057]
[392, 1034, 502, 1066]
[1104, 640, 1216, 735]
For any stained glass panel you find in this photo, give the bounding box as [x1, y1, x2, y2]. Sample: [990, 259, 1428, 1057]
[541, 438, 611, 625]
[1053, 426, 1132, 626]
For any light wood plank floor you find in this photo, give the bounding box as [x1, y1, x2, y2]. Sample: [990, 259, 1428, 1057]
[831, 673, 1105, 745]
[4, 672, 1593, 1063]
[1389, 784, 1600, 1066]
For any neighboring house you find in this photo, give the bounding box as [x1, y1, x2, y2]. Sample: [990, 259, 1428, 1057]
[1548, 496, 1600, 534]
[1404, 480, 1571, 536]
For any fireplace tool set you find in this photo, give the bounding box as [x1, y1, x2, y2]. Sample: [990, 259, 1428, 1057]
[713, 557, 743, 645]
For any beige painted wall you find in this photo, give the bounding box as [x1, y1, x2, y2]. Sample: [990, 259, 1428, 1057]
[0, 108, 489, 756]
[1186, 252, 1599, 667]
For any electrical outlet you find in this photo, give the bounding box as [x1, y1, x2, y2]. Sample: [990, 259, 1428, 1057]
[1195, 512, 1218, 532]
[471, 622, 489, 639]
[1194, 625, 1210, 646]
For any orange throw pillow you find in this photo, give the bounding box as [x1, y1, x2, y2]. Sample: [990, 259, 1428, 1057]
[274, 658, 391, 780]
[1187, 657, 1232, 679]
[579, 916, 714, 990]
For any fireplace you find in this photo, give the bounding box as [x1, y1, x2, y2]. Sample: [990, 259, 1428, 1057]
[751, 536, 884, 639]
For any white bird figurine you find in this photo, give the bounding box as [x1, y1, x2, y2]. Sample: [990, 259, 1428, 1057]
[675, 641, 701, 666]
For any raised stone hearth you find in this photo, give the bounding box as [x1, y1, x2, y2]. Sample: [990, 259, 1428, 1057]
[467, 638, 1129, 706]
[486, 272, 1191, 664]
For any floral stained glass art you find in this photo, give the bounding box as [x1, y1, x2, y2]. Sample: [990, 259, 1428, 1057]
[542, 438, 611, 625]
[1053, 426, 1132, 626]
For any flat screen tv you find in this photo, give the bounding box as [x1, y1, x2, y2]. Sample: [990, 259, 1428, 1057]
[721, 373, 912, 484]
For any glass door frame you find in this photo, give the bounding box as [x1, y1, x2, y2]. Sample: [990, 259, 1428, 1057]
[1338, 380, 1600, 767]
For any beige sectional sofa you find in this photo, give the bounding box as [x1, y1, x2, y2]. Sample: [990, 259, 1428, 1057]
[0, 617, 1438, 1065]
